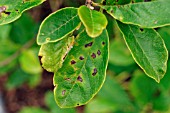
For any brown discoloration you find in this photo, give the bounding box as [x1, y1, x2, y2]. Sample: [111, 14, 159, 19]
[91, 53, 96, 59]
[92, 68, 97, 76]
[77, 76, 83, 82]
[79, 56, 84, 60]
[97, 50, 101, 56]
[102, 42, 105, 45]
[62, 90, 66, 96]
[85, 42, 93, 48]
[0, 6, 6, 13]
[71, 60, 76, 64]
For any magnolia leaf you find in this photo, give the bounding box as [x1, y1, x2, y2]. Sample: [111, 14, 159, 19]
[117, 21, 168, 83]
[37, 7, 81, 45]
[102, 1, 170, 28]
[78, 6, 108, 38]
[0, 0, 45, 25]
[54, 30, 109, 108]
[39, 36, 74, 72]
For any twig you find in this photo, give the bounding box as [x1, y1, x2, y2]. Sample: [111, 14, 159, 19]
[0, 38, 36, 67]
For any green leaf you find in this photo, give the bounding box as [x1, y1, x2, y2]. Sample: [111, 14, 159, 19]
[39, 36, 74, 72]
[102, 1, 170, 28]
[54, 30, 109, 108]
[78, 6, 108, 38]
[117, 21, 168, 83]
[37, 7, 81, 45]
[0, 0, 45, 25]
[19, 48, 42, 75]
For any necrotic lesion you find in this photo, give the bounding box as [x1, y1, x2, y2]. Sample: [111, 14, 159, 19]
[0, 6, 6, 13]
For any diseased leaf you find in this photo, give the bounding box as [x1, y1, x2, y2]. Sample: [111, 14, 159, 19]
[54, 30, 109, 108]
[78, 6, 108, 38]
[39, 36, 74, 72]
[117, 21, 168, 82]
[37, 7, 81, 45]
[0, 0, 45, 25]
[102, 1, 170, 28]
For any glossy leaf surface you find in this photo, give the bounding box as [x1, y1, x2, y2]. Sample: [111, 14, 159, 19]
[103, 1, 170, 28]
[117, 21, 168, 82]
[78, 6, 107, 38]
[0, 0, 45, 25]
[54, 30, 109, 108]
[37, 7, 80, 45]
[39, 36, 74, 72]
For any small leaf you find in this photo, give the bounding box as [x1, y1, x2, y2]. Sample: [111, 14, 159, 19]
[102, 1, 170, 28]
[37, 7, 81, 45]
[117, 21, 168, 82]
[54, 30, 109, 108]
[0, 0, 45, 25]
[78, 6, 108, 38]
[39, 36, 74, 72]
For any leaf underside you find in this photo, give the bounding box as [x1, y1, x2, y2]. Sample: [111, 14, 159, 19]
[117, 21, 168, 82]
[53, 30, 109, 108]
[78, 5, 108, 38]
[37, 7, 81, 45]
[0, 0, 45, 25]
[102, 1, 170, 28]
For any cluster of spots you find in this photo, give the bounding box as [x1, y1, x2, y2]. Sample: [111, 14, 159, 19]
[92, 68, 97, 76]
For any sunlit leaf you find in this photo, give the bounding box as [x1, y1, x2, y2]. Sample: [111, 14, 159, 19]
[103, 1, 170, 28]
[78, 5, 107, 38]
[0, 0, 45, 25]
[117, 21, 168, 82]
[37, 7, 81, 45]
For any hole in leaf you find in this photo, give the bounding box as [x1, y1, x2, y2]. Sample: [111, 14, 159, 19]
[71, 60, 76, 65]
[91, 53, 96, 59]
[79, 56, 84, 60]
[77, 76, 83, 82]
[62, 90, 66, 96]
[92, 68, 97, 76]
[140, 28, 144, 32]
[85, 42, 93, 48]
[97, 50, 101, 56]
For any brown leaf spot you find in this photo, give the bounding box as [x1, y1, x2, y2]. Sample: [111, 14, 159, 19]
[77, 76, 83, 82]
[91, 53, 96, 59]
[97, 50, 101, 56]
[65, 78, 71, 81]
[92, 68, 97, 76]
[79, 56, 84, 60]
[62, 90, 66, 96]
[71, 60, 76, 64]
[102, 42, 105, 45]
[85, 42, 93, 48]
[0, 6, 6, 13]
[140, 28, 144, 32]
